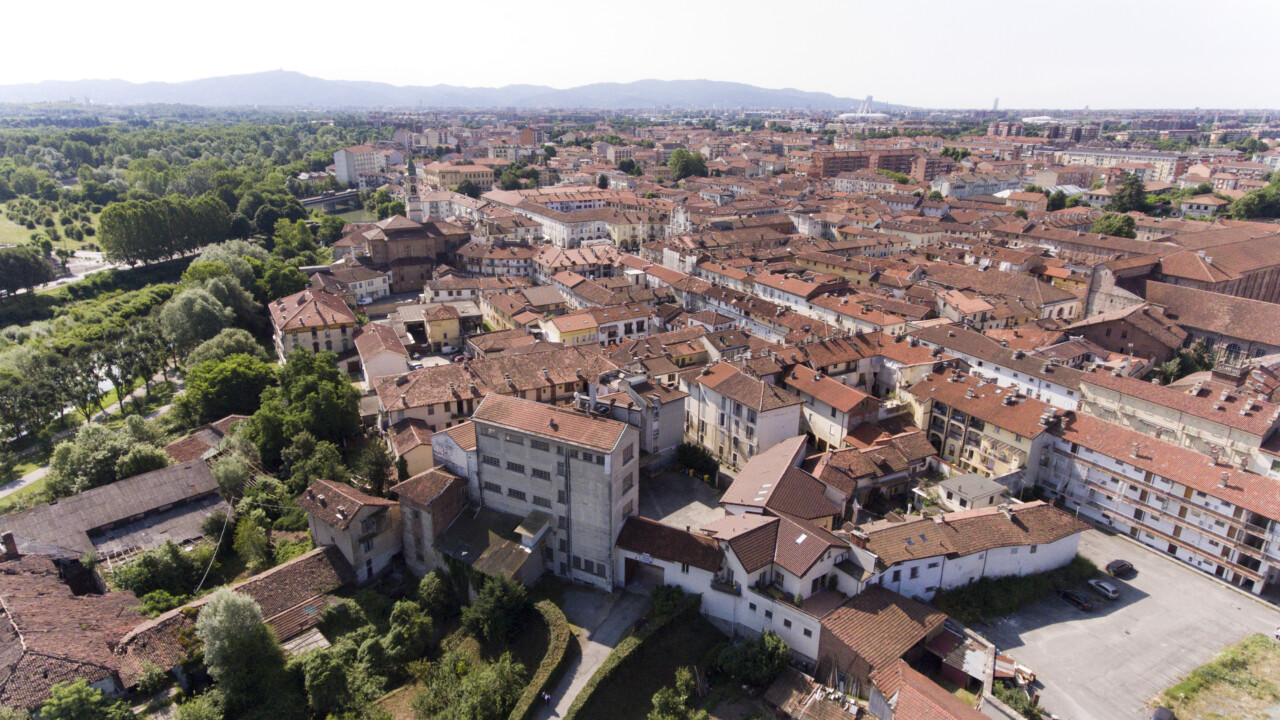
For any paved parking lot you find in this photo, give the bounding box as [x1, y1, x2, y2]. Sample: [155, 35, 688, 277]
[980, 529, 1280, 720]
[639, 469, 724, 530]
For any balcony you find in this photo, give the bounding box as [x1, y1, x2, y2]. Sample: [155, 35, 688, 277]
[710, 579, 741, 596]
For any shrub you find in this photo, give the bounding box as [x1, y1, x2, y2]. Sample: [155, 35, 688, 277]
[676, 443, 718, 477]
[993, 682, 1042, 719]
[711, 630, 789, 686]
[137, 663, 171, 695]
[931, 555, 1097, 625]
[651, 585, 687, 616]
[507, 601, 575, 720]
[140, 589, 190, 616]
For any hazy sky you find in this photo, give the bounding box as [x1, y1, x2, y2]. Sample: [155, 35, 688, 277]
[4, 0, 1277, 109]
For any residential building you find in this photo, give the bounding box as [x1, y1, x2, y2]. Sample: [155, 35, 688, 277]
[906, 368, 1058, 478]
[1040, 411, 1280, 595]
[335, 145, 387, 186]
[268, 288, 360, 362]
[783, 364, 881, 451]
[392, 467, 469, 577]
[296, 479, 402, 583]
[682, 363, 804, 471]
[849, 501, 1089, 601]
[354, 322, 410, 389]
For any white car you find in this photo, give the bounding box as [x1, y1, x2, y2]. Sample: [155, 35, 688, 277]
[440, 345, 458, 354]
[1087, 578, 1120, 600]
[357, 296, 373, 306]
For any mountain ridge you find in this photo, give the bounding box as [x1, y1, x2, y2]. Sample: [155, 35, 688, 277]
[0, 70, 904, 110]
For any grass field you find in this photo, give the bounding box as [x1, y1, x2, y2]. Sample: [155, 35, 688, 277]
[335, 208, 376, 223]
[1159, 633, 1280, 719]
[578, 612, 727, 720]
[0, 209, 100, 252]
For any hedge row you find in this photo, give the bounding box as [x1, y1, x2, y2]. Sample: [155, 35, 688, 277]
[509, 600, 578, 720]
[562, 593, 702, 720]
[931, 555, 1098, 625]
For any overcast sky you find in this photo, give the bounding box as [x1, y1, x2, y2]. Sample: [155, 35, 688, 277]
[3, 0, 1277, 109]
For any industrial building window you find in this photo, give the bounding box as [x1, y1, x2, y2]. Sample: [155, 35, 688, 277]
[533, 496, 551, 509]
[572, 556, 582, 570]
[595, 455, 605, 465]
[784, 619, 792, 628]
[482, 482, 501, 493]
[749, 603, 757, 612]
[532, 468, 551, 481]
[582, 452, 594, 463]
[507, 488, 526, 501]
[803, 629, 812, 638]
[531, 440, 551, 451]
[505, 433, 524, 445]
[558, 490, 566, 504]
[623, 444, 634, 463]
[506, 462, 525, 474]
[764, 610, 773, 619]
[482, 455, 500, 467]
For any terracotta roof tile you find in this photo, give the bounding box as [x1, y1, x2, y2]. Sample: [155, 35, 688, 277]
[820, 586, 947, 676]
[615, 517, 722, 572]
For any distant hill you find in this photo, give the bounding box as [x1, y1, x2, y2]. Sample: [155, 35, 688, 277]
[0, 71, 905, 111]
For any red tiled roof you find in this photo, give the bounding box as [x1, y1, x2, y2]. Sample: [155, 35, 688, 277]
[295, 479, 396, 531]
[392, 467, 464, 507]
[472, 393, 629, 453]
[862, 501, 1091, 567]
[872, 660, 986, 720]
[615, 517, 723, 572]
[820, 585, 947, 676]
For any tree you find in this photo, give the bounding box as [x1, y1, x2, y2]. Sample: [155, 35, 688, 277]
[41, 680, 133, 720]
[177, 353, 276, 425]
[281, 433, 349, 491]
[233, 515, 272, 573]
[647, 668, 707, 720]
[195, 589, 292, 718]
[667, 149, 707, 181]
[186, 328, 269, 369]
[617, 158, 641, 176]
[1090, 213, 1137, 239]
[384, 600, 433, 664]
[418, 572, 454, 619]
[596, 174, 610, 189]
[354, 439, 395, 497]
[211, 453, 255, 500]
[253, 204, 282, 236]
[1012, 208, 1028, 219]
[246, 349, 361, 469]
[115, 444, 170, 480]
[455, 180, 481, 199]
[461, 576, 528, 643]
[47, 418, 168, 498]
[302, 650, 351, 716]
[1047, 190, 1067, 212]
[927, 190, 944, 202]
[0, 246, 56, 297]
[1107, 172, 1147, 213]
[159, 288, 233, 356]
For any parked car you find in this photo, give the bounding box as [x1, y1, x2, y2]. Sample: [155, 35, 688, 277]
[1059, 589, 1093, 611]
[441, 345, 458, 354]
[452, 354, 467, 363]
[1087, 578, 1120, 600]
[1106, 559, 1134, 577]
[357, 296, 373, 306]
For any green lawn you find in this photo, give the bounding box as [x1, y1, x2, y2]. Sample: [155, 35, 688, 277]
[578, 612, 727, 720]
[335, 208, 376, 223]
[0, 475, 48, 514]
[0, 209, 99, 252]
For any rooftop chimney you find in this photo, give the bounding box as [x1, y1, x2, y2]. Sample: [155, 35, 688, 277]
[1, 533, 16, 559]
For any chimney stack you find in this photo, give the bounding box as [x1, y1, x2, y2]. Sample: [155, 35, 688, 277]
[1, 533, 15, 559]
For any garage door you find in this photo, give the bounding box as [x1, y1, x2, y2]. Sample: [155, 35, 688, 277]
[627, 559, 665, 592]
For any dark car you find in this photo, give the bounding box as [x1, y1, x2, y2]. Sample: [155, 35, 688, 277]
[1060, 589, 1093, 611]
[1106, 559, 1134, 577]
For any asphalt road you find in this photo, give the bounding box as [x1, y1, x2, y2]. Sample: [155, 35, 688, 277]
[980, 529, 1280, 720]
